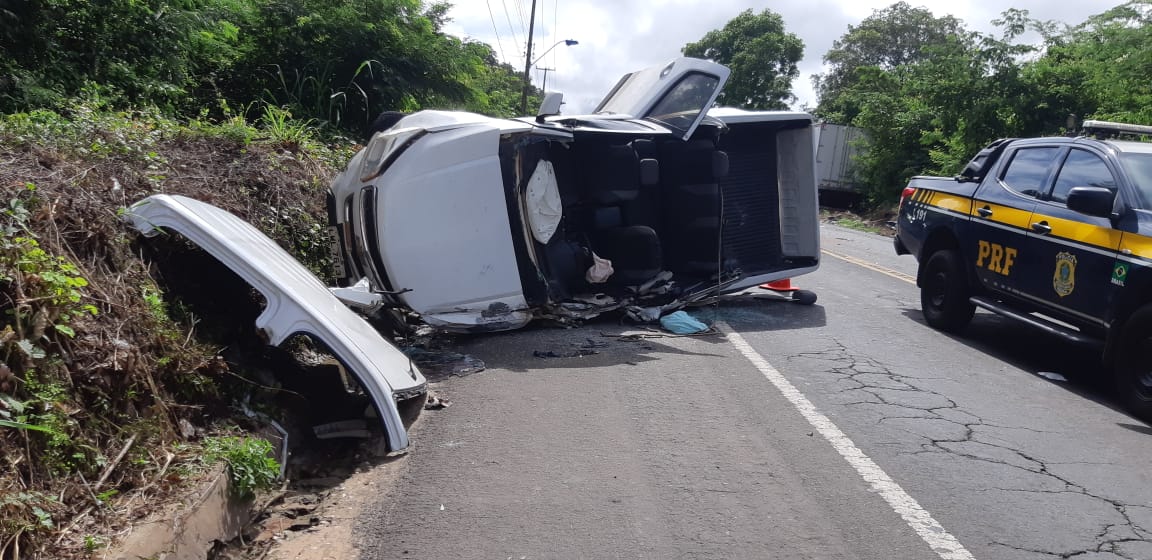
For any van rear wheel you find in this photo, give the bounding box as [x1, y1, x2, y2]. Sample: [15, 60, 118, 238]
[1115, 305, 1152, 422]
[920, 249, 974, 333]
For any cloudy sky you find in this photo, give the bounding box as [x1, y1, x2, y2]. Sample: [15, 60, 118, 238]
[444, 0, 1122, 114]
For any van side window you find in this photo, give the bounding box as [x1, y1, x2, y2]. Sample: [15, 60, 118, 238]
[1049, 149, 1116, 204]
[1000, 147, 1061, 198]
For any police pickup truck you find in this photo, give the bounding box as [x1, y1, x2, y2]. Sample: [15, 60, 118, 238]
[894, 120, 1152, 420]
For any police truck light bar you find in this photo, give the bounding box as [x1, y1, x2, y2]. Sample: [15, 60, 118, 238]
[1082, 120, 1152, 137]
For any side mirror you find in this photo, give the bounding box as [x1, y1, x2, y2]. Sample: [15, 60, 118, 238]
[537, 93, 564, 118]
[1066, 186, 1116, 218]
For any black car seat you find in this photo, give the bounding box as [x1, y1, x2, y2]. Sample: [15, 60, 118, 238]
[576, 140, 663, 286]
[659, 139, 729, 275]
[590, 225, 663, 286]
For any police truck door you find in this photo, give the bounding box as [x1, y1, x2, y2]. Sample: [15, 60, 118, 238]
[967, 144, 1059, 299]
[1018, 147, 1122, 327]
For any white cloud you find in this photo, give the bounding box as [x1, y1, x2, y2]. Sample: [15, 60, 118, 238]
[445, 0, 1122, 114]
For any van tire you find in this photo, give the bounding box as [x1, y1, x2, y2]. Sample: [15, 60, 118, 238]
[1115, 305, 1152, 422]
[920, 249, 974, 333]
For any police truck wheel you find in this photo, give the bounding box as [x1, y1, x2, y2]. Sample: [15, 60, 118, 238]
[920, 249, 975, 333]
[1114, 305, 1152, 422]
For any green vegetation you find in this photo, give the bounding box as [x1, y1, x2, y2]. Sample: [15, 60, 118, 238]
[0, 102, 354, 557]
[0, 0, 533, 136]
[811, 0, 1152, 206]
[683, 9, 805, 110]
[203, 435, 281, 498]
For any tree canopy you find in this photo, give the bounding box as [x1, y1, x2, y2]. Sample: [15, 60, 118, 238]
[682, 9, 804, 110]
[0, 0, 533, 134]
[814, 2, 967, 124]
[813, 0, 1152, 206]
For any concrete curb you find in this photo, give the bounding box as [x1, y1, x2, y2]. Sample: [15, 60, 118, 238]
[107, 466, 251, 560]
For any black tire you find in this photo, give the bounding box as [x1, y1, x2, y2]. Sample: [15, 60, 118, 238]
[1114, 305, 1152, 422]
[919, 249, 975, 333]
[791, 289, 818, 305]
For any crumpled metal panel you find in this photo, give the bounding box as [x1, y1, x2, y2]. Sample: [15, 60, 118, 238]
[127, 194, 425, 452]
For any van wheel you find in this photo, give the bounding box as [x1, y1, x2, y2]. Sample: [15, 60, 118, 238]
[1114, 305, 1152, 422]
[920, 249, 974, 333]
[791, 290, 817, 305]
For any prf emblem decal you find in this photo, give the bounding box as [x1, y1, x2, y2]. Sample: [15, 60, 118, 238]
[1112, 261, 1129, 287]
[1054, 252, 1077, 297]
[976, 240, 1017, 276]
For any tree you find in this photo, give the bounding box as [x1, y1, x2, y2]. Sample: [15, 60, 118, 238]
[457, 41, 533, 118]
[682, 9, 803, 110]
[1023, 0, 1152, 126]
[813, 2, 967, 123]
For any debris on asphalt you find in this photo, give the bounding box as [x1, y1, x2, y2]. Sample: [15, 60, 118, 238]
[313, 420, 372, 440]
[425, 393, 452, 410]
[402, 347, 486, 377]
[659, 310, 710, 334]
[533, 338, 608, 359]
[1036, 371, 1068, 382]
[534, 348, 598, 359]
[632, 306, 662, 322]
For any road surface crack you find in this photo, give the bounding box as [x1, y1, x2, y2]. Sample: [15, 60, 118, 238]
[799, 339, 1149, 557]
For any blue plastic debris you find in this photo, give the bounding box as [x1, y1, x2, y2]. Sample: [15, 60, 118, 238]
[659, 311, 709, 334]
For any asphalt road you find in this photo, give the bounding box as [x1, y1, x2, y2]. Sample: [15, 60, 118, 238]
[356, 224, 1152, 560]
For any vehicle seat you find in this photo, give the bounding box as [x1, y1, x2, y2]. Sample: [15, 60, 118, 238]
[590, 225, 663, 286]
[660, 139, 729, 275]
[581, 142, 641, 205]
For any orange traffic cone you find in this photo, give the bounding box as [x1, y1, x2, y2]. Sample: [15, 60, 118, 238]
[760, 278, 798, 292]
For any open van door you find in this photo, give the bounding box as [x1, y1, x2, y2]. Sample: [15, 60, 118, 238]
[593, 58, 730, 141]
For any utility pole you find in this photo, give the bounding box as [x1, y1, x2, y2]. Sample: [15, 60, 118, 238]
[519, 0, 537, 115]
[538, 67, 555, 92]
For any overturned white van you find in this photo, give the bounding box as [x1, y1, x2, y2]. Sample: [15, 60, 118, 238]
[327, 57, 821, 333]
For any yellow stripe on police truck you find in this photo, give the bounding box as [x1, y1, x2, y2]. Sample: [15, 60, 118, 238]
[1121, 232, 1152, 260]
[970, 201, 1033, 229]
[1029, 212, 1123, 250]
[929, 194, 973, 215]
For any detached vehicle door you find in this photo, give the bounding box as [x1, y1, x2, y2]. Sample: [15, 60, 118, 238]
[1017, 146, 1122, 326]
[968, 143, 1060, 298]
[593, 58, 730, 141]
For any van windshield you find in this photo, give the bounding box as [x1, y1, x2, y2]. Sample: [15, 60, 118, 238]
[645, 73, 721, 135]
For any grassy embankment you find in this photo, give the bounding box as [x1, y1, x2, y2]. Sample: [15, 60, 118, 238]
[0, 102, 354, 559]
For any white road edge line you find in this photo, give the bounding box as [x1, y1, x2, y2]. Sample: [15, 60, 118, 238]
[718, 322, 975, 560]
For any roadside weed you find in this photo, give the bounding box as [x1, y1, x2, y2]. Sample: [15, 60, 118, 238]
[203, 435, 281, 497]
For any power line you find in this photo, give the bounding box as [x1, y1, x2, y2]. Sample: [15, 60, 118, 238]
[484, 0, 508, 62]
[518, 0, 530, 36]
[499, 0, 521, 57]
[552, 0, 559, 69]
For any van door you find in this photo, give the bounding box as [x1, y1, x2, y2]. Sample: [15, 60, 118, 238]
[593, 58, 730, 141]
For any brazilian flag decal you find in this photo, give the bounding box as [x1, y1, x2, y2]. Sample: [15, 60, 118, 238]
[1112, 261, 1129, 287]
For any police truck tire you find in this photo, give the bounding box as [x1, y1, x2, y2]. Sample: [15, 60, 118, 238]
[1114, 305, 1152, 422]
[920, 249, 975, 333]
